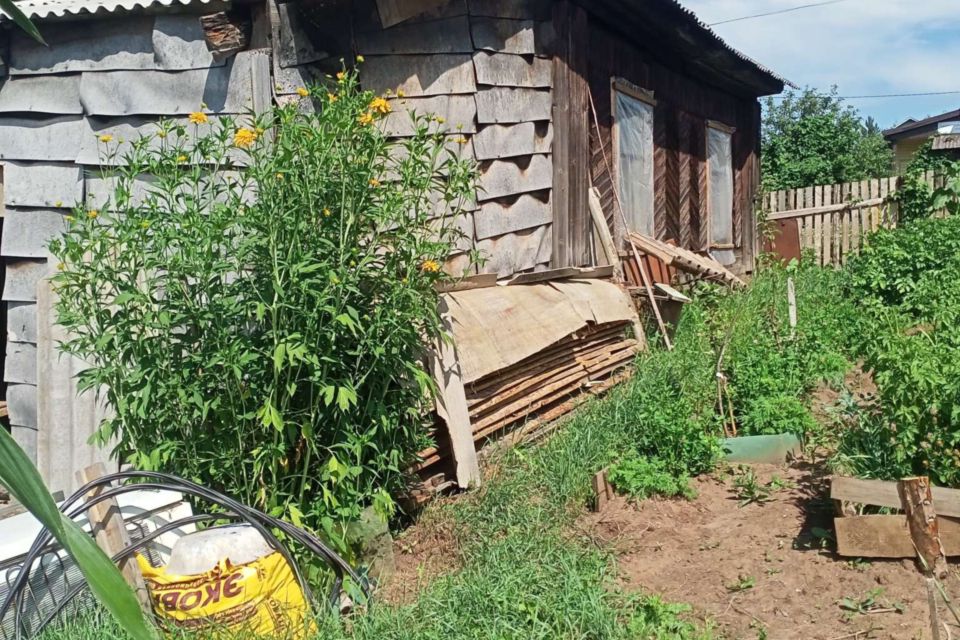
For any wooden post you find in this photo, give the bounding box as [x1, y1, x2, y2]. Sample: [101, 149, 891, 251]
[787, 277, 797, 336]
[76, 463, 153, 614]
[591, 469, 612, 513]
[899, 476, 944, 640]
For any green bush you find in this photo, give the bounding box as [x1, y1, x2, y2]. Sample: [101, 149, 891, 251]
[847, 214, 960, 314]
[740, 394, 819, 437]
[837, 247, 960, 484]
[49, 70, 477, 555]
[608, 454, 696, 500]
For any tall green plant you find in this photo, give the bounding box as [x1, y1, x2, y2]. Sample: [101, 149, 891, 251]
[0, 428, 156, 640]
[50, 69, 477, 555]
[0, 1, 45, 45]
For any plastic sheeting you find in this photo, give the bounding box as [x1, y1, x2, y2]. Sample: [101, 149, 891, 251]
[707, 126, 734, 265]
[614, 91, 655, 236]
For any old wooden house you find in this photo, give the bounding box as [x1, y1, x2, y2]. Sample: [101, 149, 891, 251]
[0, 0, 784, 494]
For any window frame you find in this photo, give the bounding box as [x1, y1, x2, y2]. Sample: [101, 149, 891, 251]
[610, 77, 657, 237]
[705, 121, 737, 252]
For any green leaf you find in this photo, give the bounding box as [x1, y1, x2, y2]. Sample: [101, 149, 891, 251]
[0, 0, 45, 45]
[0, 428, 156, 640]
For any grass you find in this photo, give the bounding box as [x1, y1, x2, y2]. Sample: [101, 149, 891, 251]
[40, 365, 718, 640]
[39, 260, 856, 640]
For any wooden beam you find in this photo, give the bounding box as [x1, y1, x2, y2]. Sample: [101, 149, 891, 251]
[767, 197, 885, 221]
[551, 0, 590, 268]
[76, 463, 153, 614]
[831, 476, 960, 518]
[588, 187, 622, 277]
[429, 299, 482, 489]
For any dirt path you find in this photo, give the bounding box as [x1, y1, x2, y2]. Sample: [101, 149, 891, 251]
[578, 462, 958, 639]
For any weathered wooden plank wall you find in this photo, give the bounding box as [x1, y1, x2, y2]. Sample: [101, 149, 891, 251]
[354, 0, 556, 278]
[586, 23, 761, 273]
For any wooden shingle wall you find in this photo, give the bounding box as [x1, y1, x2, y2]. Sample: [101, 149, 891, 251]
[0, 11, 270, 473]
[355, 0, 556, 278]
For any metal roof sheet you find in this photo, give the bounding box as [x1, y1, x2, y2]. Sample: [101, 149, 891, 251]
[7, 0, 216, 20]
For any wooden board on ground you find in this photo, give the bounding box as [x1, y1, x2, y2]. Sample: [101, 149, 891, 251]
[831, 476, 960, 519]
[835, 515, 960, 558]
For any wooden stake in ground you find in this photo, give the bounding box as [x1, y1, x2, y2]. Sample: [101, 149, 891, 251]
[787, 277, 797, 337]
[76, 463, 153, 614]
[899, 476, 945, 640]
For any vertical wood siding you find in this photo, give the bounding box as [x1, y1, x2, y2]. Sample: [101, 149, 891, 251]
[586, 22, 761, 270]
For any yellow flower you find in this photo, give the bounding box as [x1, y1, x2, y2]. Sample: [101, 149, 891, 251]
[322, 208, 332, 217]
[358, 111, 375, 126]
[157, 130, 167, 139]
[455, 137, 469, 145]
[188, 112, 208, 125]
[368, 178, 380, 188]
[276, 172, 284, 180]
[421, 260, 440, 273]
[296, 87, 310, 97]
[176, 154, 187, 163]
[87, 209, 99, 219]
[435, 116, 446, 124]
[233, 127, 258, 148]
[397, 89, 406, 98]
[369, 96, 391, 115]
[56, 262, 66, 271]
[64, 215, 74, 222]
[140, 220, 151, 229]
[328, 93, 338, 103]
[54, 201, 63, 208]
[336, 71, 346, 82]
[356, 55, 365, 63]
[98, 134, 113, 143]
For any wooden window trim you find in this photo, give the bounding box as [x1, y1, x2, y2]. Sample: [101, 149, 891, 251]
[706, 119, 736, 135]
[611, 77, 656, 107]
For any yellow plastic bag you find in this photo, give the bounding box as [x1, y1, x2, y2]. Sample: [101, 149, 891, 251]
[137, 551, 311, 639]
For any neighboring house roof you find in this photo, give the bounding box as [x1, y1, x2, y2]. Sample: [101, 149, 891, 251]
[884, 108, 960, 142]
[577, 0, 791, 97]
[8, 0, 216, 19]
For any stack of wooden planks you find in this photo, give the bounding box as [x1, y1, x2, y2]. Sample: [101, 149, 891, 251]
[413, 320, 639, 474]
[628, 232, 745, 287]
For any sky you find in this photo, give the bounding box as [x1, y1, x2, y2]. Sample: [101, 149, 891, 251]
[681, 0, 960, 130]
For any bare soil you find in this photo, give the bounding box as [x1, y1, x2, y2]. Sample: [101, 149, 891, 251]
[384, 368, 956, 638]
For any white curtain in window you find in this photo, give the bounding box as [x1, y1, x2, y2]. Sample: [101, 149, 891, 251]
[707, 126, 734, 264]
[615, 91, 655, 236]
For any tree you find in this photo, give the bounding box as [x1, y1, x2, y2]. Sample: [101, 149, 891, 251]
[761, 87, 893, 191]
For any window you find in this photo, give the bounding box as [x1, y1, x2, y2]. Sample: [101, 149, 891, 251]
[706, 123, 734, 265]
[612, 80, 655, 236]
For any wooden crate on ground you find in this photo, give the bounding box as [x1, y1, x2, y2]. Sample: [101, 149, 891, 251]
[832, 476, 960, 558]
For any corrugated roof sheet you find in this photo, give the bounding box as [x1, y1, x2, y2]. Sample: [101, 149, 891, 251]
[7, 0, 216, 20]
[662, 0, 792, 89]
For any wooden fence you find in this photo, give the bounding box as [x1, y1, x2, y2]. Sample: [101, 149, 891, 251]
[763, 175, 901, 267]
